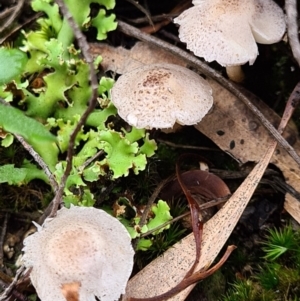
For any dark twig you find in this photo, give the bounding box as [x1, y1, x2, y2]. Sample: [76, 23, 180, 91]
[127, 13, 177, 25]
[0, 266, 25, 301]
[138, 177, 170, 229]
[15, 134, 59, 192]
[140, 195, 228, 238]
[0, 98, 58, 192]
[125, 0, 154, 28]
[0, 214, 9, 267]
[285, 0, 300, 66]
[0, 0, 25, 34]
[132, 177, 171, 249]
[49, 0, 99, 217]
[79, 150, 104, 171]
[0, 12, 43, 45]
[117, 20, 300, 167]
[157, 139, 221, 152]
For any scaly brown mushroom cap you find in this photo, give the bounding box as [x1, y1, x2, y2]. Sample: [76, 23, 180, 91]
[111, 63, 213, 129]
[23, 206, 134, 301]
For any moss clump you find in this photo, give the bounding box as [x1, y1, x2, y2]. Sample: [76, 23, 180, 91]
[221, 224, 300, 301]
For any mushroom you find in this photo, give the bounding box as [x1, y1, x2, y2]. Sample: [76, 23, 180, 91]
[22, 206, 134, 301]
[174, 0, 286, 82]
[111, 63, 213, 129]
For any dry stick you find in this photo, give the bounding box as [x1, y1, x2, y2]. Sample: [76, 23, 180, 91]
[49, 0, 99, 217]
[140, 196, 229, 238]
[140, 0, 191, 34]
[133, 177, 172, 249]
[286, 0, 300, 67]
[0, 98, 58, 192]
[0, 214, 8, 267]
[128, 82, 300, 301]
[15, 134, 59, 192]
[127, 14, 178, 25]
[0, 12, 43, 45]
[117, 20, 300, 167]
[157, 139, 221, 152]
[125, 0, 154, 27]
[0, 266, 25, 301]
[79, 150, 104, 171]
[0, 0, 25, 34]
[138, 177, 171, 229]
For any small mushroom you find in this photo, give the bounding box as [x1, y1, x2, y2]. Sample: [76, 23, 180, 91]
[22, 206, 134, 301]
[174, 0, 286, 82]
[111, 63, 213, 129]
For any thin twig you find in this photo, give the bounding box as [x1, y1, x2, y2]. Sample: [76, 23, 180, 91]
[139, 196, 228, 238]
[79, 150, 104, 171]
[0, 12, 44, 45]
[133, 177, 171, 249]
[125, 0, 154, 28]
[139, 211, 189, 238]
[127, 13, 177, 25]
[273, 176, 300, 200]
[285, 0, 300, 67]
[0, 0, 25, 34]
[0, 98, 58, 192]
[0, 214, 9, 267]
[49, 0, 99, 217]
[157, 139, 221, 152]
[0, 266, 25, 301]
[117, 20, 300, 167]
[138, 177, 170, 229]
[15, 134, 59, 192]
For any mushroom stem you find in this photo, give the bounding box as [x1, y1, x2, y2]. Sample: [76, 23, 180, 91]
[225, 65, 245, 83]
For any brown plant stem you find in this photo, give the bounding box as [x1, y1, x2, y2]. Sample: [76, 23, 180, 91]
[49, 0, 99, 217]
[130, 245, 236, 301]
[0, 0, 25, 34]
[0, 98, 59, 193]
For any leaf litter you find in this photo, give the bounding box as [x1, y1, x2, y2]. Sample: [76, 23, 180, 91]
[90, 41, 300, 300]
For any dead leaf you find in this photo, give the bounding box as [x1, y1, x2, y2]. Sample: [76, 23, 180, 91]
[90, 42, 185, 75]
[160, 169, 231, 203]
[196, 79, 300, 223]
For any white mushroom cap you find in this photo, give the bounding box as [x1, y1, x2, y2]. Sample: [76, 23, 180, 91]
[22, 206, 134, 301]
[111, 63, 213, 129]
[250, 0, 286, 44]
[175, 0, 286, 67]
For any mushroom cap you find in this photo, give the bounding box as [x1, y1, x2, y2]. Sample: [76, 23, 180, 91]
[250, 0, 286, 44]
[111, 63, 213, 129]
[175, 0, 286, 66]
[22, 206, 134, 301]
